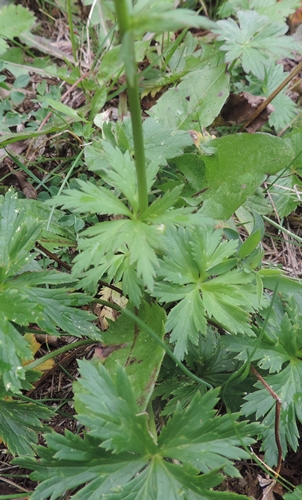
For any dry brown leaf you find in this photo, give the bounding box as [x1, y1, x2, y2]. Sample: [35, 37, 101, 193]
[257, 475, 284, 500]
[23, 333, 55, 372]
[91, 343, 128, 363]
[95, 286, 128, 330]
[221, 92, 274, 133]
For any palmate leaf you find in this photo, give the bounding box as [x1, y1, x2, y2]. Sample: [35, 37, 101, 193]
[142, 185, 199, 228]
[222, 334, 290, 374]
[74, 361, 157, 455]
[157, 329, 240, 417]
[2, 272, 101, 339]
[106, 460, 242, 500]
[85, 136, 192, 211]
[0, 191, 101, 393]
[240, 62, 298, 133]
[153, 226, 260, 359]
[158, 389, 256, 477]
[16, 361, 255, 500]
[78, 253, 144, 307]
[251, 0, 300, 23]
[213, 10, 296, 80]
[263, 64, 297, 131]
[0, 312, 31, 393]
[17, 433, 147, 500]
[89, 141, 139, 213]
[0, 191, 41, 280]
[0, 193, 77, 251]
[242, 362, 302, 466]
[74, 219, 162, 293]
[0, 5, 36, 55]
[0, 400, 52, 456]
[66, 181, 197, 300]
[89, 117, 193, 172]
[52, 135, 201, 301]
[201, 271, 259, 335]
[266, 171, 302, 218]
[0, 272, 100, 392]
[167, 288, 207, 359]
[50, 179, 132, 217]
[225, 296, 302, 465]
[223, 295, 302, 373]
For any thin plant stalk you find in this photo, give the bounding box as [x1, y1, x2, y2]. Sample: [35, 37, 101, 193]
[263, 215, 302, 245]
[93, 298, 213, 389]
[24, 339, 96, 371]
[114, 0, 148, 214]
[66, 0, 78, 65]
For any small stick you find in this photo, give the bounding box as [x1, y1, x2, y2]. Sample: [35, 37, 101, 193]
[250, 365, 282, 476]
[242, 60, 302, 130]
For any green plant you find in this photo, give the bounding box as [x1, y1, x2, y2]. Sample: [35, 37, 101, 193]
[16, 362, 257, 500]
[218, 0, 300, 23]
[223, 294, 302, 466]
[212, 9, 296, 79]
[0, 4, 36, 55]
[0, 190, 100, 454]
[1, 0, 302, 498]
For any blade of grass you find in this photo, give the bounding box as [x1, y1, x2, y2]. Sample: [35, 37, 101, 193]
[263, 215, 302, 245]
[5, 150, 52, 193]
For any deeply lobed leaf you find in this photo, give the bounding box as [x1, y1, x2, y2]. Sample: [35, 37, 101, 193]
[213, 10, 296, 79]
[0, 192, 100, 394]
[0, 4, 36, 54]
[242, 362, 302, 466]
[15, 362, 255, 499]
[228, 297, 302, 465]
[153, 226, 260, 359]
[0, 400, 52, 456]
[49, 179, 132, 217]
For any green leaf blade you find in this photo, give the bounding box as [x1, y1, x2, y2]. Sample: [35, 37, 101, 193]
[242, 361, 302, 466]
[74, 361, 157, 455]
[148, 66, 230, 130]
[101, 301, 166, 411]
[0, 5, 36, 48]
[0, 400, 52, 456]
[49, 180, 132, 217]
[199, 133, 295, 219]
[159, 388, 256, 477]
[167, 288, 207, 359]
[213, 10, 296, 79]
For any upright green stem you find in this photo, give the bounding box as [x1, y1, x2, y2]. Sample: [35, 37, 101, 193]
[114, 0, 148, 214]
